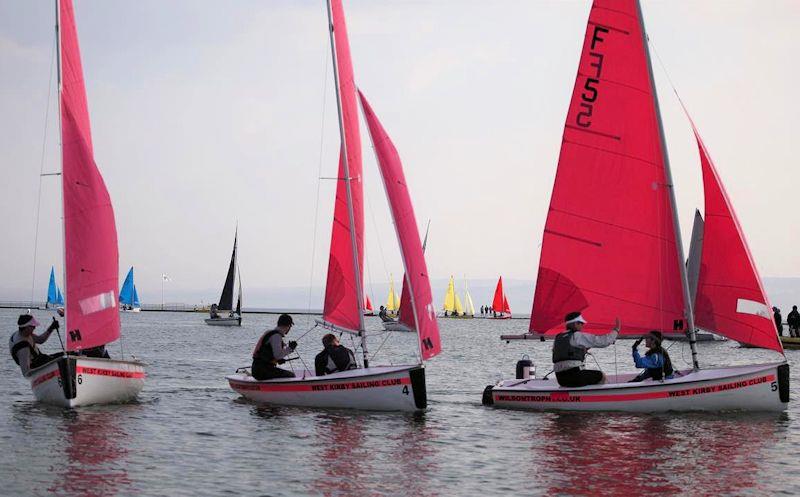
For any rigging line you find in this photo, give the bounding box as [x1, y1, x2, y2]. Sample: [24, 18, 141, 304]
[30, 32, 58, 306]
[368, 325, 395, 364]
[305, 46, 330, 326]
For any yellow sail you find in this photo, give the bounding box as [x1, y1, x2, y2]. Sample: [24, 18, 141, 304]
[443, 276, 456, 313]
[386, 276, 399, 313]
[454, 293, 464, 315]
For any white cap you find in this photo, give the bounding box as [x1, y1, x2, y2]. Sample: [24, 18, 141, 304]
[565, 314, 587, 325]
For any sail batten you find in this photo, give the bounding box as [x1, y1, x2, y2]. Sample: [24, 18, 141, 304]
[359, 91, 441, 360]
[529, 0, 685, 337]
[60, 0, 120, 351]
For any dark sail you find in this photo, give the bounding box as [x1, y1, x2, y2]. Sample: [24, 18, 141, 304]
[218, 233, 237, 311]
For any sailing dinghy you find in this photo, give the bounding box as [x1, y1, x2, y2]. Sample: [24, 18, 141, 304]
[228, 0, 440, 411]
[26, 0, 145, 408]
[490, 276, 511, 319]
[385, 275, 400, 318]
[364, 295, 375, 316]
[441, 276, 466, 318]
[119, 266, 141, 312]
[205, 230, 242, 326]
[484, 0, 787, 412]
[46, 266, 65, 316]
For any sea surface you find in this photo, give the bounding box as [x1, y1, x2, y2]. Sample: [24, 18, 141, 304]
[1, 308, 798, 497]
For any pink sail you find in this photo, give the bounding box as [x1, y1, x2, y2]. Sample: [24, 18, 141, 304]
[492, 277, 511, 315]
[358, 90, 441, 360]
[530, 0, 685, 336]
[689, 123, 782, 352]
[60, 0, 121, 351]
[322, 0, 364, 332]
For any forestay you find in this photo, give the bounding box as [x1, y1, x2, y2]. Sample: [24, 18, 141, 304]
[359, 91, 441, 360]
[60, 0, 120, 351]
[529, 0, 685, 337]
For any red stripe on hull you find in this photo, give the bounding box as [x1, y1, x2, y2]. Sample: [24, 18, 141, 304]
[495, 374, 775, 403]
[230, 376, 411, 393]
[32, 369, 60, 387]
[76, 366, 145, 379]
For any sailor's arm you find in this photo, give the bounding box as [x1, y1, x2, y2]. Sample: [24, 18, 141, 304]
[33, 319, 59, 344]
[269, 334, 291, 360]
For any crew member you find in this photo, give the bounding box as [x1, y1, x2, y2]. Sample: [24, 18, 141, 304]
[630, 330, 674, 382]
[788, 305, 800, 338]
[314, 334, 357, 376]
[9, 315, 62, 376]
[552, 311, 619, 387]
[251, 314, 297, 380]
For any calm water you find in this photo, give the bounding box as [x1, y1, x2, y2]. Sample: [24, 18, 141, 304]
[2, 308, 799, 497]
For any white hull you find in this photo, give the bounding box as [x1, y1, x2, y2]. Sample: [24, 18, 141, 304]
[205, 316, 241, 326]
[483, 362, 788, 412]
[383, 321, 413, 332]
[120, 307, 141, 313]
[227, 365, 427, 412]
[27, 356, 145, 408]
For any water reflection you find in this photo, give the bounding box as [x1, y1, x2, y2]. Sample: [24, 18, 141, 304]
[48, 408, 134, 497]
[531, 412, 784, 496]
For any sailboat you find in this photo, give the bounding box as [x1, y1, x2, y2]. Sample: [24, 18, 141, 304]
[25, 0, 145, 408]
[227, 0, 441, 411]
[442, 276, 465, 318]
[119, 267, 141, 312]
[483, 0, 787, 412]
[385, 275, 400, 317]
[205, 230, 242, 326]
[46, 266, 65, 316]
[462, 281, 476, 318]
[364, 294, 375, 316]
[490, 276, 511, 319]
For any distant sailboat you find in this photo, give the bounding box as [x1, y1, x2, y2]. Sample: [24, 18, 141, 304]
[46, 266, 65, 317]
[462, 281, 476, 318]
[24, 0, 145, 407]
[364, 294, 375, 316]
[484, 0, 786, 412]
[206, 230, 242, 326]
[227, 0, 440, 411]
[385, 275, 400, 317]
[442, 276, 465, 318]
[119, 267, 141, 312]
[490, 276, 511, 319]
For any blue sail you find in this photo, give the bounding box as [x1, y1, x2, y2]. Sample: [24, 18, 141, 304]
[55, 286, 64, 306]
[47, 267, 59, 305]
[120, 267, 137, 307]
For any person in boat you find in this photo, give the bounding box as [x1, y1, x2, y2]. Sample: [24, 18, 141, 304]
[314, 333, 358, 376]
[787, 305, 800, 338]
[773, 307, 783, 337]
[552, 311, 620, 388]
[443, 310, 449, 317]
[81, 345, 110, 359]
[209, 303, 219, 319]
[378, 306, 395, 323]
[251, 314, 297, 380]
[9, 315, 62, 376]
[629, 331, 674, 382]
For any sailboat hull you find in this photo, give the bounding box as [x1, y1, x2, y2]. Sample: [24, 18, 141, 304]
[227, 364, 427, 412]
[483, 362, 788, 412]
[120, 307, 141, 313]
[27, 356, 145, 408]
[205, 317, 242, 326]
[383, 321, 413, 332]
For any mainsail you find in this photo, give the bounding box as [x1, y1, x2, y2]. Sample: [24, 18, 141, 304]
[688, 123, 782, 352]
[386, 277, 400, 314]
[443, 276, 464, 315]
[463, 288, 476, 317]
[359, 91, 441, 359]
[60, 0, 121, 351]
[119, 267, 139, 307]
[322, 0, 364, 332]
[492, 277, 511, 315]
[529, 0, 685, 336]
[218, 233, 238, 311]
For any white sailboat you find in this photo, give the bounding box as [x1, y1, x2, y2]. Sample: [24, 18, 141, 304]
[484, 0, 787, 412]
[206, 229, 242, 326]
[227, 0, 441, 411]
[26, 0, 145, 408]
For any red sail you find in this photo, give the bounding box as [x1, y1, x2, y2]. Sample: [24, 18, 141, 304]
[492, 277, 505, 312]
[322, 0, 364, 332]
[689, 124, 782, 352]
[365, 295, 373, 312]
[530, 0, 685, 336]
[359, 90, 441, 360]
[398, 278, 413, 328]
[503, 295, 511, 315]
[60, 0, 121, 351]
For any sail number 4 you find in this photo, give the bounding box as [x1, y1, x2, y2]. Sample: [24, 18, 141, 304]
[577, 25, 609, 128]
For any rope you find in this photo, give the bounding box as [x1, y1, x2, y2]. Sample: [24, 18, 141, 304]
[30, 32, 57, 306]
[304, 48, 330, 328]
[368, 326, 395, 364]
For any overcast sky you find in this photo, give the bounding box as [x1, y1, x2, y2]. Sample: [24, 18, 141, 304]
[1, 0, 798, 308]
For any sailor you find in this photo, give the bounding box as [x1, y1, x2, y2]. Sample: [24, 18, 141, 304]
[378, 305, 394, 323]
[209, 303, 219, 319]
[9, 315, 62, 376]
[552, 311, 620, 387]
[314, 333, 358, 376]
[630, 330, 674, 382]
[251, 314, 297, 380]
[787, 305, 800, 338]
[774, 307, 783, 337]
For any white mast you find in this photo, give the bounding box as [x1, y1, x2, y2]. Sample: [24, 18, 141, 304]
[55, 0, 68, 337]
[636, 0, 699, 370]
[325, 0, 369, 367]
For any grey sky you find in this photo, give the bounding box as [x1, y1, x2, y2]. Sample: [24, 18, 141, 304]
[1, 1, 798, 309]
